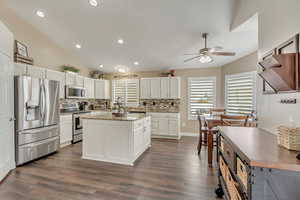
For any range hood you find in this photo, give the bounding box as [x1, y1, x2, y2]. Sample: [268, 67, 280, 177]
[258, 53, 299, 93]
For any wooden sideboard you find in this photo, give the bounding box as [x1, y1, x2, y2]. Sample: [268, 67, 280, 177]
[215, 126, 300, 200]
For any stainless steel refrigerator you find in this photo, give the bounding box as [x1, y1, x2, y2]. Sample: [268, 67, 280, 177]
[14, 76, 60, 165]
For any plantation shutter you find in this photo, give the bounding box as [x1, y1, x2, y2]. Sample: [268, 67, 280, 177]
[225, 72, 256, 115]
[112, 80, 126, 104]
[112, 79, 139, 107]
[126, 79, 139, 107]
[188, 77, 216, 119]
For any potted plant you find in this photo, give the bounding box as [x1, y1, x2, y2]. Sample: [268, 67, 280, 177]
[62, 65, 80, 74]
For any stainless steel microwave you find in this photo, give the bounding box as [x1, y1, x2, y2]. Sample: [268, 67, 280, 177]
[66, 85, 86, 99]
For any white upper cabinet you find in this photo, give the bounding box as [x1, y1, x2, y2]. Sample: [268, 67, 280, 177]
[140, 77, 181, 99]
[76, 75, 84, 87]
[14, 63, 27, 76]
[140, 78, 151, 99]
[160, 77, 170, 99]
[170, 77, 181, 99]
[65, 72, 76, 85]
[84, 78, 95, 99]
[27, 65, 46, 79]
[65, 72, 84, 87]
[46, 69, 66, 99]
[150, 78, 161, 99]
[95, 80, 110, 99]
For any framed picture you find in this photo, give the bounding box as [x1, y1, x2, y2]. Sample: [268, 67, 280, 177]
[15, 40, 28, 57]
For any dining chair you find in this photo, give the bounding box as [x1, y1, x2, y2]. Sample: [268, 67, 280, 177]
[220, 114, 249, 127]
[196, 111, 218, 155]
[209, 108, 226, 115]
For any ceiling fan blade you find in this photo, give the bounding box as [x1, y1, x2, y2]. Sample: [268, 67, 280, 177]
[211, 52, 236, 56]
[209, 46, 223, 52]
[183, 53, 199, 56]
[184, 56, 201, 63]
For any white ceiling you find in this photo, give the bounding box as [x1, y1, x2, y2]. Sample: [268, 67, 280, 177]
[4, 0, 258, 73]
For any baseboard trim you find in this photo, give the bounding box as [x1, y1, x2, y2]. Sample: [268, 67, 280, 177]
[180, 132, 198, 137]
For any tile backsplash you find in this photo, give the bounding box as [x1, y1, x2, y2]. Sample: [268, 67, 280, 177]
[139, 99, 180, 113]
[60, 99, 180, 113]
[60, 99, 111, 111]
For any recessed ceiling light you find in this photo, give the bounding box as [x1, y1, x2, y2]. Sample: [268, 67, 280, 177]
[117, 39, 124, 44]
[36, 10, 45, 18]
[134, 62, 139, 66]
[99, 64, 104, 68]
[89, 0, 98, 7]
[75, 44, 82, 49]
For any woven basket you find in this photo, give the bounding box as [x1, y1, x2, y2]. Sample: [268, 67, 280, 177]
[277, 126, 300, 151]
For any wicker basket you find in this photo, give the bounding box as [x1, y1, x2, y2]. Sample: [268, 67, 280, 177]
[277, 126, 300, 151]
[219, 156, 227, 178]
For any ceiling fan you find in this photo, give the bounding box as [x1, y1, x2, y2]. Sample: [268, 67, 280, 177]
[184, 33, 236, 63]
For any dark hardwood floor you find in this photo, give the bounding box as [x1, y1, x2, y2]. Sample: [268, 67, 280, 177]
[0, 137, 219, 200]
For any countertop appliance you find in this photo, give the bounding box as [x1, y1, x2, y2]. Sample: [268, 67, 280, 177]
[65, 85, 86, 99]
[14, 76, 60, 166]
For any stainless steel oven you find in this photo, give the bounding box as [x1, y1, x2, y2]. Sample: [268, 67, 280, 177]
[72, 111, 90, 143]
[66, 85, 86, 99]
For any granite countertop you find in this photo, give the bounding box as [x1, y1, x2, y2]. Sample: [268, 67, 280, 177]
[81, 113, 148, 121]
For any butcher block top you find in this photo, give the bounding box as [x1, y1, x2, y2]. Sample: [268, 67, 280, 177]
[218, 126, 300, 172]
[81, 113, 148, 121]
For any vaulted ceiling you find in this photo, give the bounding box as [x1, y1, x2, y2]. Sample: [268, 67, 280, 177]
[3, 0, 258, 72]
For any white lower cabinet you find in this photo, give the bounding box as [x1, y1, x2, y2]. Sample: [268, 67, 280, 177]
[148, 112, 180, 139]
[60, 115, 73, 147]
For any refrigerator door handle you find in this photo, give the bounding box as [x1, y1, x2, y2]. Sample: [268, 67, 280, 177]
[41, 81, 46, 121]
[39, 81, 44, 120]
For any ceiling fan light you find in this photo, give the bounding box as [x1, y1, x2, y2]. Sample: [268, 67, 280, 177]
[199, 55, 213, 63]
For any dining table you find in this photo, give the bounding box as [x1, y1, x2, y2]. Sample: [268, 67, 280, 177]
[203, 114, 256, 167]
[203, 114, 222, 167]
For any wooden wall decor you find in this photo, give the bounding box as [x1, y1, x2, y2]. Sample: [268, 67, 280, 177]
[14, 40, 34, 65]
[259, 34, 299, 94]
[261, 49, 277, 94]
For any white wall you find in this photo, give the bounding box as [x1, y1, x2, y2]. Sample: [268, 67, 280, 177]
[233, 0, 300, 133]
[0, 1, 92, 77]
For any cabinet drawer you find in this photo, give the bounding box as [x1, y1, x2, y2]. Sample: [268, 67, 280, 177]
[222, 140, 235, 170]
[60, 115, 72, 122]
[168, 113, 180, 119]
[237, 157, 248, 190]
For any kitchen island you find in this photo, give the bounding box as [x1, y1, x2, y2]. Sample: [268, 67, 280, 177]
[81, 113, 151, 166]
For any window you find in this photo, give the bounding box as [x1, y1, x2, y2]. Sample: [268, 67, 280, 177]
[112, 79, 140, 107]
[188, 77, 216, 120]
[225, 72, 256, 115]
